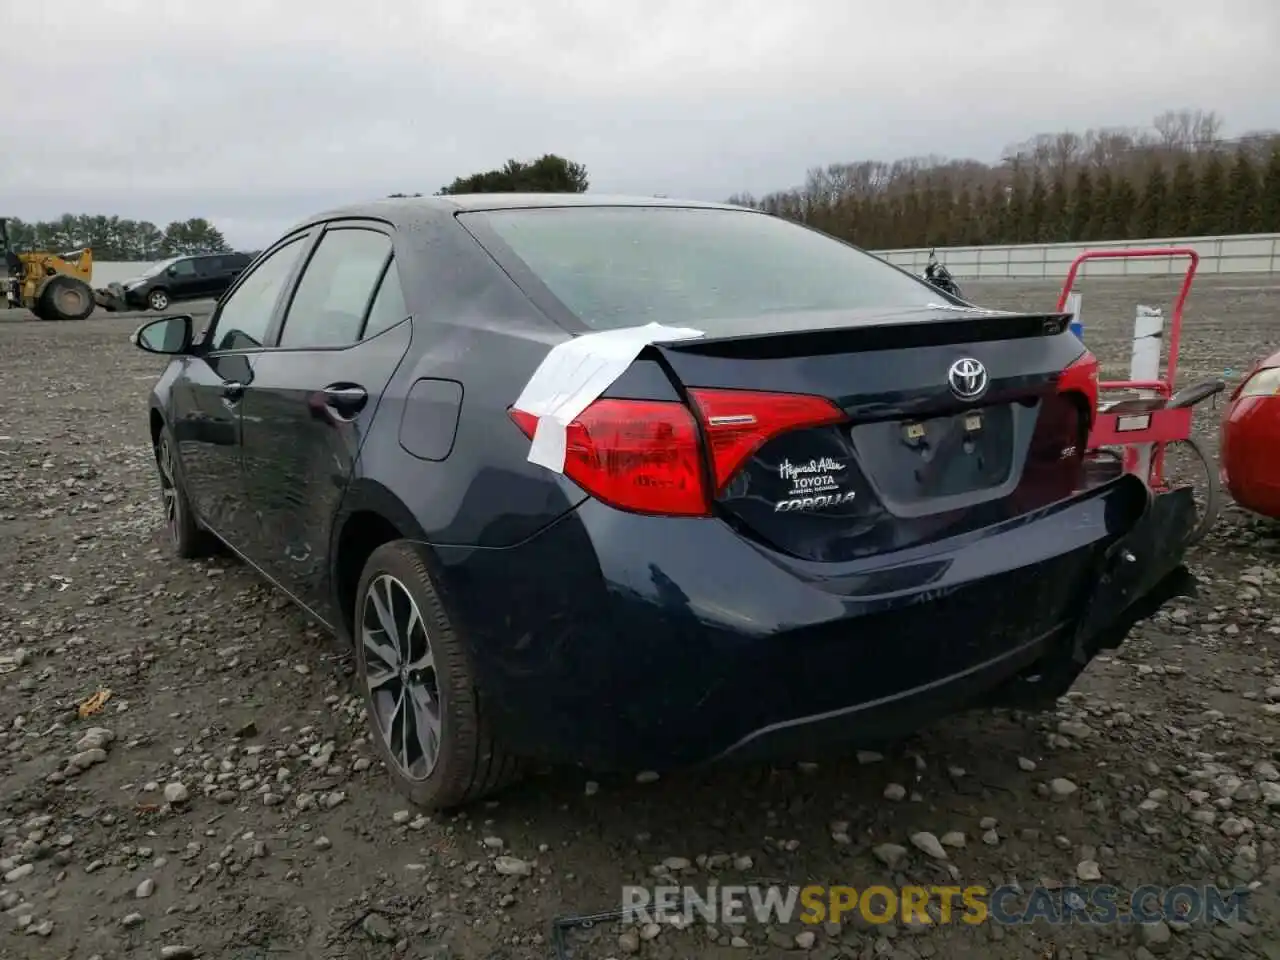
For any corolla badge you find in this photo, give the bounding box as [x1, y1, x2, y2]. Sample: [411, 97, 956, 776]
[947, 357, 988, 401]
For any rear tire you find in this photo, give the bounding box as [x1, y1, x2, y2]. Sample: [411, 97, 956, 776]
[354, 541, 523, 810]
[37, 275, 95, 321]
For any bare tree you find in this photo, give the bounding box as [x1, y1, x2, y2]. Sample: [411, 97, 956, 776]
[1191, 110, 1224, 150]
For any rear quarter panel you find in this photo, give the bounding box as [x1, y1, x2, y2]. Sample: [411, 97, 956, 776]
[351, 212, 587, 548]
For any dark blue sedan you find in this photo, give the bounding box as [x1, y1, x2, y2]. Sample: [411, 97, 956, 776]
[131, 195, 1194, 809]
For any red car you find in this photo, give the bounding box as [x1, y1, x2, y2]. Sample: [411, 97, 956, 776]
[1222, 348, 1280, 519]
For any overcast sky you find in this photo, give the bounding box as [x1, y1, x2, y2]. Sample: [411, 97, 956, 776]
[4, 0, 1278, 249]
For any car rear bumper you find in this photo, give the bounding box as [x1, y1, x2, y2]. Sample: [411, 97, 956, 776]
[432, 474, 1192, 770]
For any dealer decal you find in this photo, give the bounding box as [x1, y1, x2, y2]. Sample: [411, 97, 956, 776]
[774, 457, 855, 512]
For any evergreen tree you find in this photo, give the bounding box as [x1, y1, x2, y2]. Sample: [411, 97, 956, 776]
[1167, 157, 1197, 235]
[972, 185, 993, 245]
[1107, 174, 1139, 240]
[1086, 170, 1114, 241]
[1068, 169, 1094, 241]
[1227, 149, 1262, 234]
[4, 214, 227, 259]
[438, 154, 589, 195]
[1191, 152, 1227, 235]
[1025, 173, 1048, 242]
[902, 187, 925, 247]
[952, 187, 974, 245]
[1045, 174, 1069, 242]
[1005, 172, 1028, 243]
[929, 185, 955, 246]
[1263, 147, 1280, 232]
[1138, 164, 1169, 238]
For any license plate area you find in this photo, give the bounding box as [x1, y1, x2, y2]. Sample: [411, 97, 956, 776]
[851, 405, 1017, 504]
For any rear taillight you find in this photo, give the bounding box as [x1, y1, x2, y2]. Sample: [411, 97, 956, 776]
[509, 389, 845, 516]
[1057, 348, 1100, 428]
[509, 400, 708, 516]
[687, 388, 846, 493]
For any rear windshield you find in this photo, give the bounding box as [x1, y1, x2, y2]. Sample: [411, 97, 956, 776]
[459, 206, 940, 330]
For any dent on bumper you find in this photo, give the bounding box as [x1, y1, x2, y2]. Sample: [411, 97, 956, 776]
[432, 474, 1190, 770]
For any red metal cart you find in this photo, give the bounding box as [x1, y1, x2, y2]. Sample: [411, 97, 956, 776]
[1056, 247, 1225, 544]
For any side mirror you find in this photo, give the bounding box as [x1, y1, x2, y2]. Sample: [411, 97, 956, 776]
[131, 315, 193, 355]
[166, 266, 178, 276]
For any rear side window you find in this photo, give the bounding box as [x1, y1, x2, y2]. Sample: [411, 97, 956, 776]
[278, 228, 392, 349]
[459, 206, 938, 330]
[362, 259, 408, 339]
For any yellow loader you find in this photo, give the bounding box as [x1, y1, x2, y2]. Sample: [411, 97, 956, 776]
[1, 217, 97, 321]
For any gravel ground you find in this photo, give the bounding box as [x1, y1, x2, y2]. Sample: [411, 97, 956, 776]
[1, 277, 1279, 960]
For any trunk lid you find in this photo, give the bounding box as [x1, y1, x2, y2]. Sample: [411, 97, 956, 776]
[651, 307, 1091, 563]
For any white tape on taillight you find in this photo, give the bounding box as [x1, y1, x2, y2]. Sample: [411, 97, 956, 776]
[512, 322, 704, 473]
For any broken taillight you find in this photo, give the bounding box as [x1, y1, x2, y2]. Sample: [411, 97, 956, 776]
[509, 389, 845, 516]
[509, 400, 708, 516]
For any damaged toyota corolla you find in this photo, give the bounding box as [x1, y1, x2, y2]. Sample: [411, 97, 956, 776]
[131, 195, 1195, 810]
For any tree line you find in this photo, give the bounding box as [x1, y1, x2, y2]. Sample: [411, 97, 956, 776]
[9, 153, 589, 263]
[728, 109, 1280, 249]
[18, 113, 1280, 263]
[391, 152, 590, 197]
[5, 215, 230, 261]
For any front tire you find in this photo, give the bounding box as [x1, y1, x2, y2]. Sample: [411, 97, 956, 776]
[154, 426, 214, 559]
[147, 288, 171, 311]
[354, 541, 522, 810]
[37, 275, 95, 321]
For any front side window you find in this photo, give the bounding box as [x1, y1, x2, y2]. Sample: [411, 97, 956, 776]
[209, 236, 308, 351]
[460, 206, 940, 330]
[142, 257, 180, 278]
[277, 228, 393, 349]
[170, 259, 196, 277]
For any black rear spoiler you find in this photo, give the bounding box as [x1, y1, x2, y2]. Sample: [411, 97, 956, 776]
[652, 312, 1075, 360]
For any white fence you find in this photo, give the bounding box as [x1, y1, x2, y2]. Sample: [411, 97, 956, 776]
[91, 232, 1280, 288]
[90, 261, 154, 286]
[873, 233, 1280, 279]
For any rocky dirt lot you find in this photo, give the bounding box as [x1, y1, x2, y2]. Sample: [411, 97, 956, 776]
[1, 277, 1279, 960]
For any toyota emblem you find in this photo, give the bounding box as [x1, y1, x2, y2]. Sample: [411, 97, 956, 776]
[947, 357, 988, 401]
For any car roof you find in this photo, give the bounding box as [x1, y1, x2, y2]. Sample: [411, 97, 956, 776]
[290, 193, 751, 233]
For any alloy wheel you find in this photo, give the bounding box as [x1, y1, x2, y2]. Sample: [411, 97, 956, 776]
[156, 434, 180, 545]
[362, 573, 442, 780]
[149, 291, 169, 310]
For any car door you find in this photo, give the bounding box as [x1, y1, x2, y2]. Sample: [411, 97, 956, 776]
[165, 257, 199, 301]
[170, 233, 314, 542]
[191, 256, 222, 298]
[213, 256, 247, 298]
[236, 222, 412, 620]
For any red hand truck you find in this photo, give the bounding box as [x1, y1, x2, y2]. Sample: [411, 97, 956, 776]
[1057, 248, 1225, 545]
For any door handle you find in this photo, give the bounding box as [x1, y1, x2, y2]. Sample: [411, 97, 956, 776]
[322, 384, 368, 418]
[222, 381, 245, 401]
